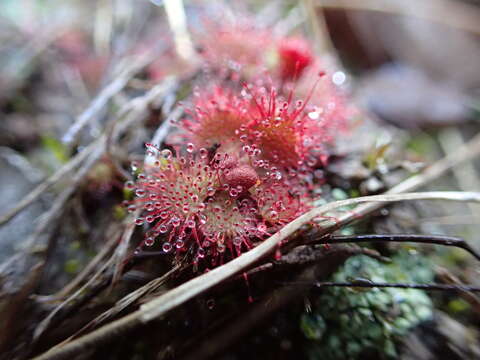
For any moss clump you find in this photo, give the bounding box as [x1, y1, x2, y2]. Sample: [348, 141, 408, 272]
[301, 252, 433, 359]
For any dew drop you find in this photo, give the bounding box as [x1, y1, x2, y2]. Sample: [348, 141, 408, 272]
[135, 217, 145, 226]
[127, 204, 136, 213]
[274, 248, 282, 261]
[171, 216, 181, 227]
[160, 149, 172, 160]
[242, 145, 251, 153]
[271, 171, 282, 180]
[199, 148, 208, 159]
[269, 210, 279, 220]
[308, 111, 320, 120]
[162, 242, 173, 253]
[135, 189, 146, 198]
[186, 143, 195, 153]
[130, 162, 138, 172]
[199, 214, 208, 224]
[206, 298, 215, 310]
[145, 202, 154, 211]
[145, 237, 155, 246]
[175, 239, 184, 249]
[146, 215, 155, 223]
[159, 224, 168, 233]
[124, 181, 135, 190]
[332, 71, 346, 85]
[258, 223, 267, 232]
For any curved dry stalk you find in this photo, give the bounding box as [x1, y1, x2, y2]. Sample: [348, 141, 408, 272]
[318, 0, 480, 36]
[33, 257, 114, 342]
[60, 264, 183, 344]
[25, 145, 105, 248]
[319, 234, 480, 261]
[61, 49, 165, 145]
[313, 281, 480, 292]
[31, 190, 480, 360]
[0, 139, 98, 227]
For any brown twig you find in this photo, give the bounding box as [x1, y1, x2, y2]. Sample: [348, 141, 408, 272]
[61, 49, 166, 145]
[61, 264, 184, 344]
[316, 234, 480, 262]
[312, 281, 480, 292]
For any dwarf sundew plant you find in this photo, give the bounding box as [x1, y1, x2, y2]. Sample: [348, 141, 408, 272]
[127, 19, 354, 269]
[198, 19, 272, 71]
[125, 142, 307, 266]
[182, 80, 339, 169]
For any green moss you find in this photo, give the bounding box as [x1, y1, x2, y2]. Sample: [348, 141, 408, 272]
[447, 299, 470, 313]
[405, 133, 437, 157]
[301, 252, 434, 359]
[64, 259, 81, 274]
[41, 135, 69, 163]
[113, 204, 127, 220]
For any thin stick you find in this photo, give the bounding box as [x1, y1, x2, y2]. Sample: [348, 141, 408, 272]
[163, 0, 196, 62]
[0, 139, 98, 226]
[32, 257, 114, 341]
[31, 191, 480, 360]
[61, 50, 164, 145]
[25, 146, 105, 248]
[319, 234, 480, 261]
[313, 281, 480, 292]
[61, 264, 183, 343]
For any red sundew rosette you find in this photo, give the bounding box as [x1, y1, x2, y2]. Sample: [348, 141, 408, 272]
[277, 36, 314, 82]
[195, 18, 274, 76]
[181, 85, 250, 152]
